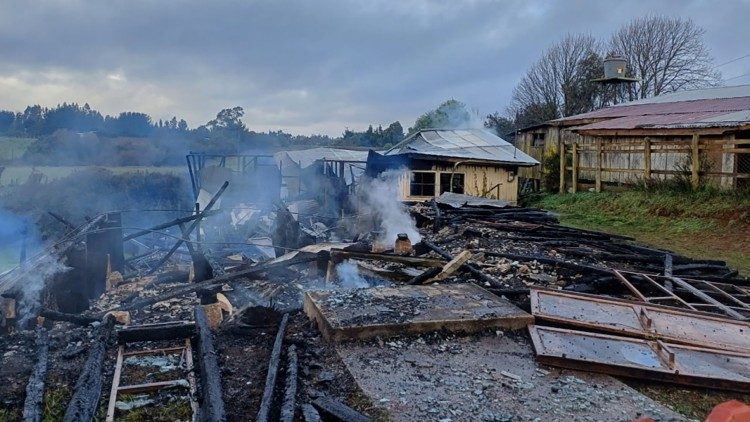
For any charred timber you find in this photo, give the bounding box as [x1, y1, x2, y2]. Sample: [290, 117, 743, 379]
[483, 251, 614, 276]
[311, 396, 371, 422]
[147, 181, 229, 275]
[280, 344, 298, 422]
[116, 321, 196, 344]
[407, 267, 442, 285]
[40, 309, 99, 326]
[194, 306, 227, 422]
[421, 240, 502, 287]
[256, 313, 290, 422]
[63, 315, 115, 422]
[22, 328, 49, 422]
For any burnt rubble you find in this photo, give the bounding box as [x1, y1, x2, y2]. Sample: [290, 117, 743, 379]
[0, 193, 748, 421]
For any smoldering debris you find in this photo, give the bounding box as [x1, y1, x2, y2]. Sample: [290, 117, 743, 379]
[355, 169, 421, 247]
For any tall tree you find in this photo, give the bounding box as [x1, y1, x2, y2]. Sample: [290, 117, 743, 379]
[509, 34, 602, 126]
[609, 15, 721, 98]
[409, 99, 472, 134]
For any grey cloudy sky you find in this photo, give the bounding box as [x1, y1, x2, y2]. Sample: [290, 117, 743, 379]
[0, 0, 749, 136]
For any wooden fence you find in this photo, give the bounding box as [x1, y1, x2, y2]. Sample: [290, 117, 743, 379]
[559, 134, 750, 193]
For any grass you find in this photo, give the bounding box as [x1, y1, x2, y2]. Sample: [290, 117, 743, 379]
[0, 137, 35, 162]
[525, 190, 750, 276]
[0, 166, 184, 186]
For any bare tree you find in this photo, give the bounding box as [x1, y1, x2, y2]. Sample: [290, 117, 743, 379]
[509, 34, 602, 127]
[609, 15, 721, 99]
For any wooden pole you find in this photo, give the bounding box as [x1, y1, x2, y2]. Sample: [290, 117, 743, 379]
[595, 138, 602, 192]
[571, 142, 579, 193]
[644, 137, 651, 182]
[194, 306, 227, 421]
[691, 134, 700, 188]
[558, 141, 565, 194]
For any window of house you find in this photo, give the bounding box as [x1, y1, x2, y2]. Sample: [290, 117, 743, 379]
[409, 171, 436, 196]
[440, 173, 465, 194]
[532, 133, 545, 147]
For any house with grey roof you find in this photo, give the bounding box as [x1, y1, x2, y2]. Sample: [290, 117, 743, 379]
[516, 84, 750, 192]
[366, 128, 538, 204]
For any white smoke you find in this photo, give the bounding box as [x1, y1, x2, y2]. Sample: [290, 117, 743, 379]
[336, 260, 369, 289]
[358, 169, 421, 246]
[17, 255, 70, 326]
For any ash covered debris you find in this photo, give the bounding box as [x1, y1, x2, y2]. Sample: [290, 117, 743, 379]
[0, 155, 748, 421]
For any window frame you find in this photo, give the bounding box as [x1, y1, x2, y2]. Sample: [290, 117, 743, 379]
[439, 172, 465, 194]
[409, 171, 436, 197]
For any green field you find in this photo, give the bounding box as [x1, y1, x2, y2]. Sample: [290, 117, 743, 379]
[0, 136, 35, 162]
[0, 165, 185, 185]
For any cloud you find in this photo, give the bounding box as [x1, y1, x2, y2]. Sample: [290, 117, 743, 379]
[0, 0, 747, 135]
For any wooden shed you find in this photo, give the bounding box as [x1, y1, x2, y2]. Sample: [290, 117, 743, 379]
[366, 129, 538, 205]
[516, 84, 750, 192]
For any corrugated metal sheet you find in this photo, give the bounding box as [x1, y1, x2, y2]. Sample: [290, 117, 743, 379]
[275, 148, 369, 168]
[555, 97, 750, 123]
[574, 110, 745, 131]
[385, 129, 538, 166]
[612, 84, 750, 106]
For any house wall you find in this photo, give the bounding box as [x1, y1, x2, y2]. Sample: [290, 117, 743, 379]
[397, 162, 520, 204]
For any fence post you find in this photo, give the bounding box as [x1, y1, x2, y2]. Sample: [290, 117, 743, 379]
[571, 142, 579, 193]
[691, 134, 700, 188]
[595, 138, 603, 192]
[559, 140, 565, 194]
[644, 137, 651, 182]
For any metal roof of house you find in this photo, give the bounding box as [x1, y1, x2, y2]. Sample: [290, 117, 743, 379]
[551, 84, 750, 132]
[275, 148, 369, 168]
[384, 129, 538, 166]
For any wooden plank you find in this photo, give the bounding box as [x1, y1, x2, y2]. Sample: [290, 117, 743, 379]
[117, 321, 196, 344]
[280, 345, 298, 422]
[595, 138, 602, 192]
[559, 141, 565, 193]
[117, 380, 188, 394]
[691, 134, 700, 187]
[571, 142, 579, 193]
[122, 346, 186, 357]
[529, 325, 750, 393]
[183, 339, 199, 419]
[105, 346, 124, 422]
[312, 396, 371, 422]
[643, 137, 651, 181]
[194, 306, 227, 421]
[257, 314, 290, 422]
[427, 250, 472, 283]
[304, 284, 532, 342]
[22, 328, 49, 422]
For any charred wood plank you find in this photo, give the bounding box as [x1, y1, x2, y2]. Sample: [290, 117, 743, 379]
[301, 404, 322, 422]
[194, 306, 227, 422]
[407, 267, 442, 285]
[147, 181, 229, 275]
[280, 344, 298, 422]
[48, 211, 77, 232]
[22, 328, 49, 422]
[116, 321, 196, 344]
[330, 249, 444, 267]
[115, 255, 317, 312]
[40, 309, 99, 326]
[311, 396, 371, 422]
[670, 277, 745, 320]
[422, 240, 502, 288]
[431, 199, 441, 233]
[483, 251, 613, 276]
[256, 313, 290, 422]
[63, 315, 115, 422]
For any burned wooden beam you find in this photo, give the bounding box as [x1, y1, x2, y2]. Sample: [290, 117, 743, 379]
[280, 344, 298, 422]
[194, 306, 227, 422]
[330, 249, 444, 267]
[301, 404, 322, 422]
[47, 211, 77, 232]
[422, 240, 502, 287]
[483, 251, 613, 276]
[39, 309, 99, 326]
[407, 267, 442, 285]
[147, 181, 229, 275]
[311, 396, 371, 422]
[63, 315, 115, 422]
[115, 255, 318, 313]
[116, 321, 196, 344]
[22, 328, 49, 422]
[256, 313, 290, 422]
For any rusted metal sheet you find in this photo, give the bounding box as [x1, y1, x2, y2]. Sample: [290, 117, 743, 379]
[529, 325, 750, 392]
[614, 270, 750, 320]
[530, 288, 750, 352]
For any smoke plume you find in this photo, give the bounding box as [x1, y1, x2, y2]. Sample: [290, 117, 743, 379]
[357, 169, 421, 246]
[336, 260, 369, 289]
